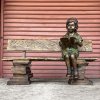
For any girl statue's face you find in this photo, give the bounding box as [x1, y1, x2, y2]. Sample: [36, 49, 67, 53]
[67, 22, 75, 33]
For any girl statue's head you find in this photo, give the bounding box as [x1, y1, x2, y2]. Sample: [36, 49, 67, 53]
[66, 18, 78, 33]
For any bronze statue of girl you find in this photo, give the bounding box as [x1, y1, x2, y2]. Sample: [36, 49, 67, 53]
[59, 18, 83, 80]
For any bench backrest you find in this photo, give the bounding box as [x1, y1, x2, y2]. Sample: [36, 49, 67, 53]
[7, 39, 92, 52]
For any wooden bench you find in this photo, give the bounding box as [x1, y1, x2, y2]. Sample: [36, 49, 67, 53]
[3, 39, 97, 85]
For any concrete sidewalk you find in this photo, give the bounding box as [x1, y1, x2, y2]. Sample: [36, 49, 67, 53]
[0, 78, 100, 100]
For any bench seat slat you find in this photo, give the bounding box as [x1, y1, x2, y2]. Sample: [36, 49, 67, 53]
[2, 57, 97, 61]
[3, 57, 97, 66]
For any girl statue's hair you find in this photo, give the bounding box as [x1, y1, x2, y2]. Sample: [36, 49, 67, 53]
[66, 18, 78, 30]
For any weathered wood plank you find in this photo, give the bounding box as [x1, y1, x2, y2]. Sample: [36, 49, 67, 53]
[7, 39, 92, 51]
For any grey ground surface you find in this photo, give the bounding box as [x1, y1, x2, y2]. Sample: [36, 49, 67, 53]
[0, 78, 100, 100]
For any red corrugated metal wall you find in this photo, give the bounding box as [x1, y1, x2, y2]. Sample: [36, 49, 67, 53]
[0, 0, 1, 76]
[2, 0, 100, 78]
[0, 0, 3, 77]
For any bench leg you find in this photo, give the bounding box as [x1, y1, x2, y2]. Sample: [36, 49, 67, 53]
[7, 59, 33, 85]
[68, 65, 93, 85]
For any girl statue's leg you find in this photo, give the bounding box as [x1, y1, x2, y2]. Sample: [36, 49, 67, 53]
[64, 55, 71, 76]
[71, 54, 79, 79]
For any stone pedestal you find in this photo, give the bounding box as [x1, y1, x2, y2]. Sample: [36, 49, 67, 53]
[68, 65, 93, 85]
[7, 59, 33, 85]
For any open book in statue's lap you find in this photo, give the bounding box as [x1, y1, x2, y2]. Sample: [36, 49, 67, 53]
[60, 36, 78, 47]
